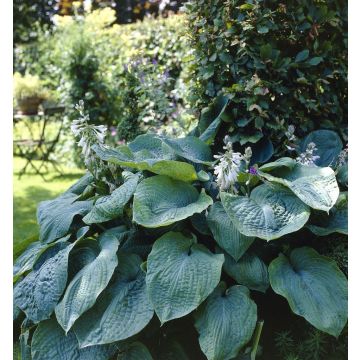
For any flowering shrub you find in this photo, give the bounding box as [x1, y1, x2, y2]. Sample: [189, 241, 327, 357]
[14, 100, 347, 359]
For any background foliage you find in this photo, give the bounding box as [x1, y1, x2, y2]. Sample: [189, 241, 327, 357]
[14, 8, 194, 140]
[186, 0, 348, 152]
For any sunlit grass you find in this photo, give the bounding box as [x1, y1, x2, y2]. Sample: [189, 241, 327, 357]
[13, 156, 84, 258]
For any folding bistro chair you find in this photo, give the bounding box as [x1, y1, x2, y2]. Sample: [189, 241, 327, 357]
[13, 106, 66, 180]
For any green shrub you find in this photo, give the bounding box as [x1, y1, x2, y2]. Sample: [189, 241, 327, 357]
[185, 0, 348, 150]
[14, 9, 195, 146]
[13, 100, 348, 359]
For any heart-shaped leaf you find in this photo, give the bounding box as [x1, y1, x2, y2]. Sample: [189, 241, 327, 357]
[31, 318, 116, 360]
[55, 231, 120, 332]
[161, 136, 213, 164]
[14, 241, 75, 323]
[259, 163, 339, 212]
[13, 235, 71, 283]
[300, 130, 343, 167]
[269, 247, 348, 337]
[83, 172, 141, 224]
[207, 202, 254, 261]
[93, 135, 199, 182]
[73, 252, 154, 347]
[221, 184, 310, 241]
[133, 175, 213, 228]
[221, 249, 269, 293]
[194, 282, 257, 360]
[146, 232, 224, 323]
[37, 193, 93, 243]
[307, 192, 348, 236]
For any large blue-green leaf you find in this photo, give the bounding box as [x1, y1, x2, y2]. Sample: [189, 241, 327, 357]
[194, 282, 257, 360]
[146, 232, 224, 323]
[14, 241, 74, 323]
[13, 236, 69, 282]
[337, 163, 348, 187]
[37, 193, 93, 243]
[83, 172, 141, 224]
[93, 135, 199, 182]
[250, 137, 274, 165]
[117, 342, 153, 360]
[300, 130, 343, 167]
[221, 184, 310, 241]
[221, 249, 269, 293]
[259, 157, 296, 172]
[207, 202, 254, 261]
[199, 95, 229, 144]
[55, 231, 120, 332]
[160, 136, 213, 164]
[259, 163, 339, 212]
[64, 173, 94, 196]
[133, 175, 213, 228]
[269, 247, 348, 337]
[73, 252, 154, 347]
[31, 318, 117, 360]
[307, 192, 348, 236]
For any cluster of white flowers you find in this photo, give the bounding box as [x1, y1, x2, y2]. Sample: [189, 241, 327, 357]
[284, 125, 297, 151]
[71, 100, 107, 169]
[336, 145, 348, 168]
[213, 136, 252, 194]
[296, 142, 320, 166]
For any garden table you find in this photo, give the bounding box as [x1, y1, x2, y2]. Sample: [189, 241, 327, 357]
[13, 106, 66, 180]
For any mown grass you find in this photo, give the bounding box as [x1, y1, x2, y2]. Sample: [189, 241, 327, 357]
[13, 156, 84, 258]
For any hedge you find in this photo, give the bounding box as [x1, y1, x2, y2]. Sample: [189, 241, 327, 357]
[185, 0, 348, 151]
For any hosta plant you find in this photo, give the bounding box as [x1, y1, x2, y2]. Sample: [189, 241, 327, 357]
[13, 105, 348, 359]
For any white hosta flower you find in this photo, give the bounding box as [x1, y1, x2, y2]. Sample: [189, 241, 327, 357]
[296, 142, 320, 166]
[71, 100, 107, 169]
[213, 137, 252, 194]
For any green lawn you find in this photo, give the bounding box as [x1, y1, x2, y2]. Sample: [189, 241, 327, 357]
[13, 156, 84, 258]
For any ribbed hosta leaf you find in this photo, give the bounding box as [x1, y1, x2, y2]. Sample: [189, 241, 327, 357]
[83, 172, 141, 224]
[221, 250, 269, 293]
[31, 318, 116, 360]
[300, 130, 343, 167]
[269, 247, 348, 337]
[161, 136, 213, 164]
[73, 252, 154, 347]
[194, 282, 257, 360]
[133, 175, 213, 228]
[14, 241, 74, 323]
[64, 173, 94, 196]
[13, 236, 69, 282]
[37, 193, 93, 243]
[259, 163, 339, 212]
[146, 232, 224, 323]
[55, 231, 120, 332]
[207, 202, 254, 261]
[221, 184, 310, 241]
[93, 135, 199, 182]
[117, 342, 153, 360]
[307, 192, 348, 236]
[259, 157, 296, 172]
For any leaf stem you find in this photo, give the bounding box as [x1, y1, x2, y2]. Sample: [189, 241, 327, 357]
[251, 320, 264, 360]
